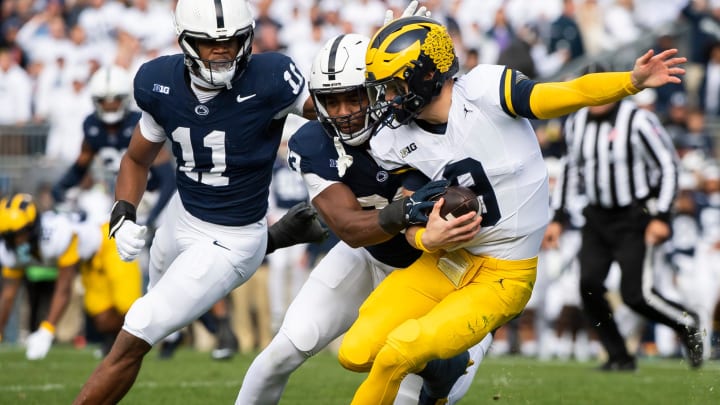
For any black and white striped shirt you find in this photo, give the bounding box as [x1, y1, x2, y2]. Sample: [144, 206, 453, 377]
[552, 99, 679, 222]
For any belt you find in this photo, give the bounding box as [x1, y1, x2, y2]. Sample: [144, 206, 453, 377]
[434, 249, 538, 288]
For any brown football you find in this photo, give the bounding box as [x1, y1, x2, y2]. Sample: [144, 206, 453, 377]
[434, 185, 480, 220]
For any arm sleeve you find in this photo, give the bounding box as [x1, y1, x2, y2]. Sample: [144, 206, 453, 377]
[52, 162, 90, 201]
[530, 72, 640, 120]
[144, 161, 175, 227]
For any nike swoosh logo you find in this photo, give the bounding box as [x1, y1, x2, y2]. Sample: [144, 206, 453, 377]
[212, 240, 230, 250]
[236, 94, 256, 103]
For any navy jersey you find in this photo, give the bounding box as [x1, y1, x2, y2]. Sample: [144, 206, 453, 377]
[83, 111, 140, 174]
[288, 121, 424, 268]
[134, 53, 306, 225]
[271, 157, 308, 210]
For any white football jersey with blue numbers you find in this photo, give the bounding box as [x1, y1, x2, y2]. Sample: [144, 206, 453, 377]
[370, 64, 550, 260]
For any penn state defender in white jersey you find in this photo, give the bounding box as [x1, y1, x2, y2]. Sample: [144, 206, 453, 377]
[75, 1, 318, 403]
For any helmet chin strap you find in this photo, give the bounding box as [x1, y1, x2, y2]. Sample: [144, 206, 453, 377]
[189, 64, 235, 90]
[333, 136, 354, 178]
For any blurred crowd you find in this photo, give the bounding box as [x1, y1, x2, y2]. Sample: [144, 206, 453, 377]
[1, 0, 720, 361]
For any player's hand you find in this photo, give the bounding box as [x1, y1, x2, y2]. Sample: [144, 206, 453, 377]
[383, 0, 431, 25]
[266, 202, 329, 255]
[542, 221, 563, 250]
[406, 179, 449, 223]
[630, 48, 686, 90]
[114, 221, 147, 262]
[645, 219, 671, 246]
[417, 198, 481, 251]
[26, 323, 54, 360]
[378, 179, 449, 234]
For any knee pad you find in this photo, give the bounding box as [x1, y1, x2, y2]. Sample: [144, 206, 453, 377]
[123, 294, 178, 345]
[282, 317, 322, 354]
[338, 335, 375, 372]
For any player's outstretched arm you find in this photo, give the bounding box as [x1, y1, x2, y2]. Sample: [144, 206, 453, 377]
[530, 48, 686, 120]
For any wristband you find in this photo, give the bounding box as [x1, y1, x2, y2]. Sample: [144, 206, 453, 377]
[414, 228, 437, 253]
[109, 200, 137, 239]
[40, 321, 55, 334]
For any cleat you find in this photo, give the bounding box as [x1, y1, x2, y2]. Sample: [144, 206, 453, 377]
[679, 316, 703, 369]
[597, 356, 636, 372]
[158, 335, 183, 360]
[211, 324, 239, 361]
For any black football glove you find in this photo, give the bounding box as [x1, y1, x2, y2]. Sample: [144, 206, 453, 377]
[266, 202, 329, 255]
[378, 179, 449, 235]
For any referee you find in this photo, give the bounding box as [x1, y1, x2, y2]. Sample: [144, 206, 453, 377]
[544, 84, 703, 370]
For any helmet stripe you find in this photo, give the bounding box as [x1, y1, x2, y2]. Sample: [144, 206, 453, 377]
[327, 34, 345, 81]
[214, 0, 225, 29]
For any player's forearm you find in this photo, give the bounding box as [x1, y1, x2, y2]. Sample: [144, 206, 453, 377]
[530, 72, 639, 119]
[323, 210, 393, 248]
[115, 156, 150, 207]
[44, 267, 75, 327]
[0, 279, 21, 335]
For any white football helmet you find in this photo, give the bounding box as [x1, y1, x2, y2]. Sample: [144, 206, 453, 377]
[174, 0, 255, 89]
[88, 65, 132, 125]
[309, 33, 375, 146]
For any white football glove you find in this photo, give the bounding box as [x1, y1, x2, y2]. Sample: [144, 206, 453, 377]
[26, 325, 54, 360]
[383, 0, 431, 25]
[114, 220, 147, 262]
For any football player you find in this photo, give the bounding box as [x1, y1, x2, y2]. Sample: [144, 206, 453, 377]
[51, 64, 175, 229]
[73, 1, 327, 403]
[337, 16, 689, 404]
[0, 193, 142, 360]
[53, 64, 240, 362]
[237, 33, 489, 405]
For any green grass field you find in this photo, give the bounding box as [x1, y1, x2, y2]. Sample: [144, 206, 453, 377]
[1, 344, 718, 404]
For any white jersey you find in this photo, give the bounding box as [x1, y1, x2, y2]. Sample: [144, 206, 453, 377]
[370, 65, 549, 260]
[0, 211, 102, 269]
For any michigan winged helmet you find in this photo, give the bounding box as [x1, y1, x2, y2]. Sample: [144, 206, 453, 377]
[365, 16, 458, 127]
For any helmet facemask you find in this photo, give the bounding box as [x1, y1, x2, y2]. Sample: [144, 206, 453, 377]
[174, 0, 255, 89]
[309, 33, 375, 146]
[179, 28, 254, 90]
[313, 85, 377, 146]
[88, 65, 132, 125]
[92, 95, 130, 125]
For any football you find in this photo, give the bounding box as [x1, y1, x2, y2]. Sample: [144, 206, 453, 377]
[434, 185, 480, 220]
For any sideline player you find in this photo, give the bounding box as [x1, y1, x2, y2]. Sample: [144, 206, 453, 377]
[51, 64, 174, 229]
[0, 193, 142, 359]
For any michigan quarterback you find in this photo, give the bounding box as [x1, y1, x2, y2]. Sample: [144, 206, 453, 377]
[337, 16, 688, 405]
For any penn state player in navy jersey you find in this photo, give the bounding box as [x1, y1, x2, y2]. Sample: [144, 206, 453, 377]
[237, 33, 490, 405]
[51, 65, 175, 228]
[74, 1, 324, 403]
[266, 135, 313, 333]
